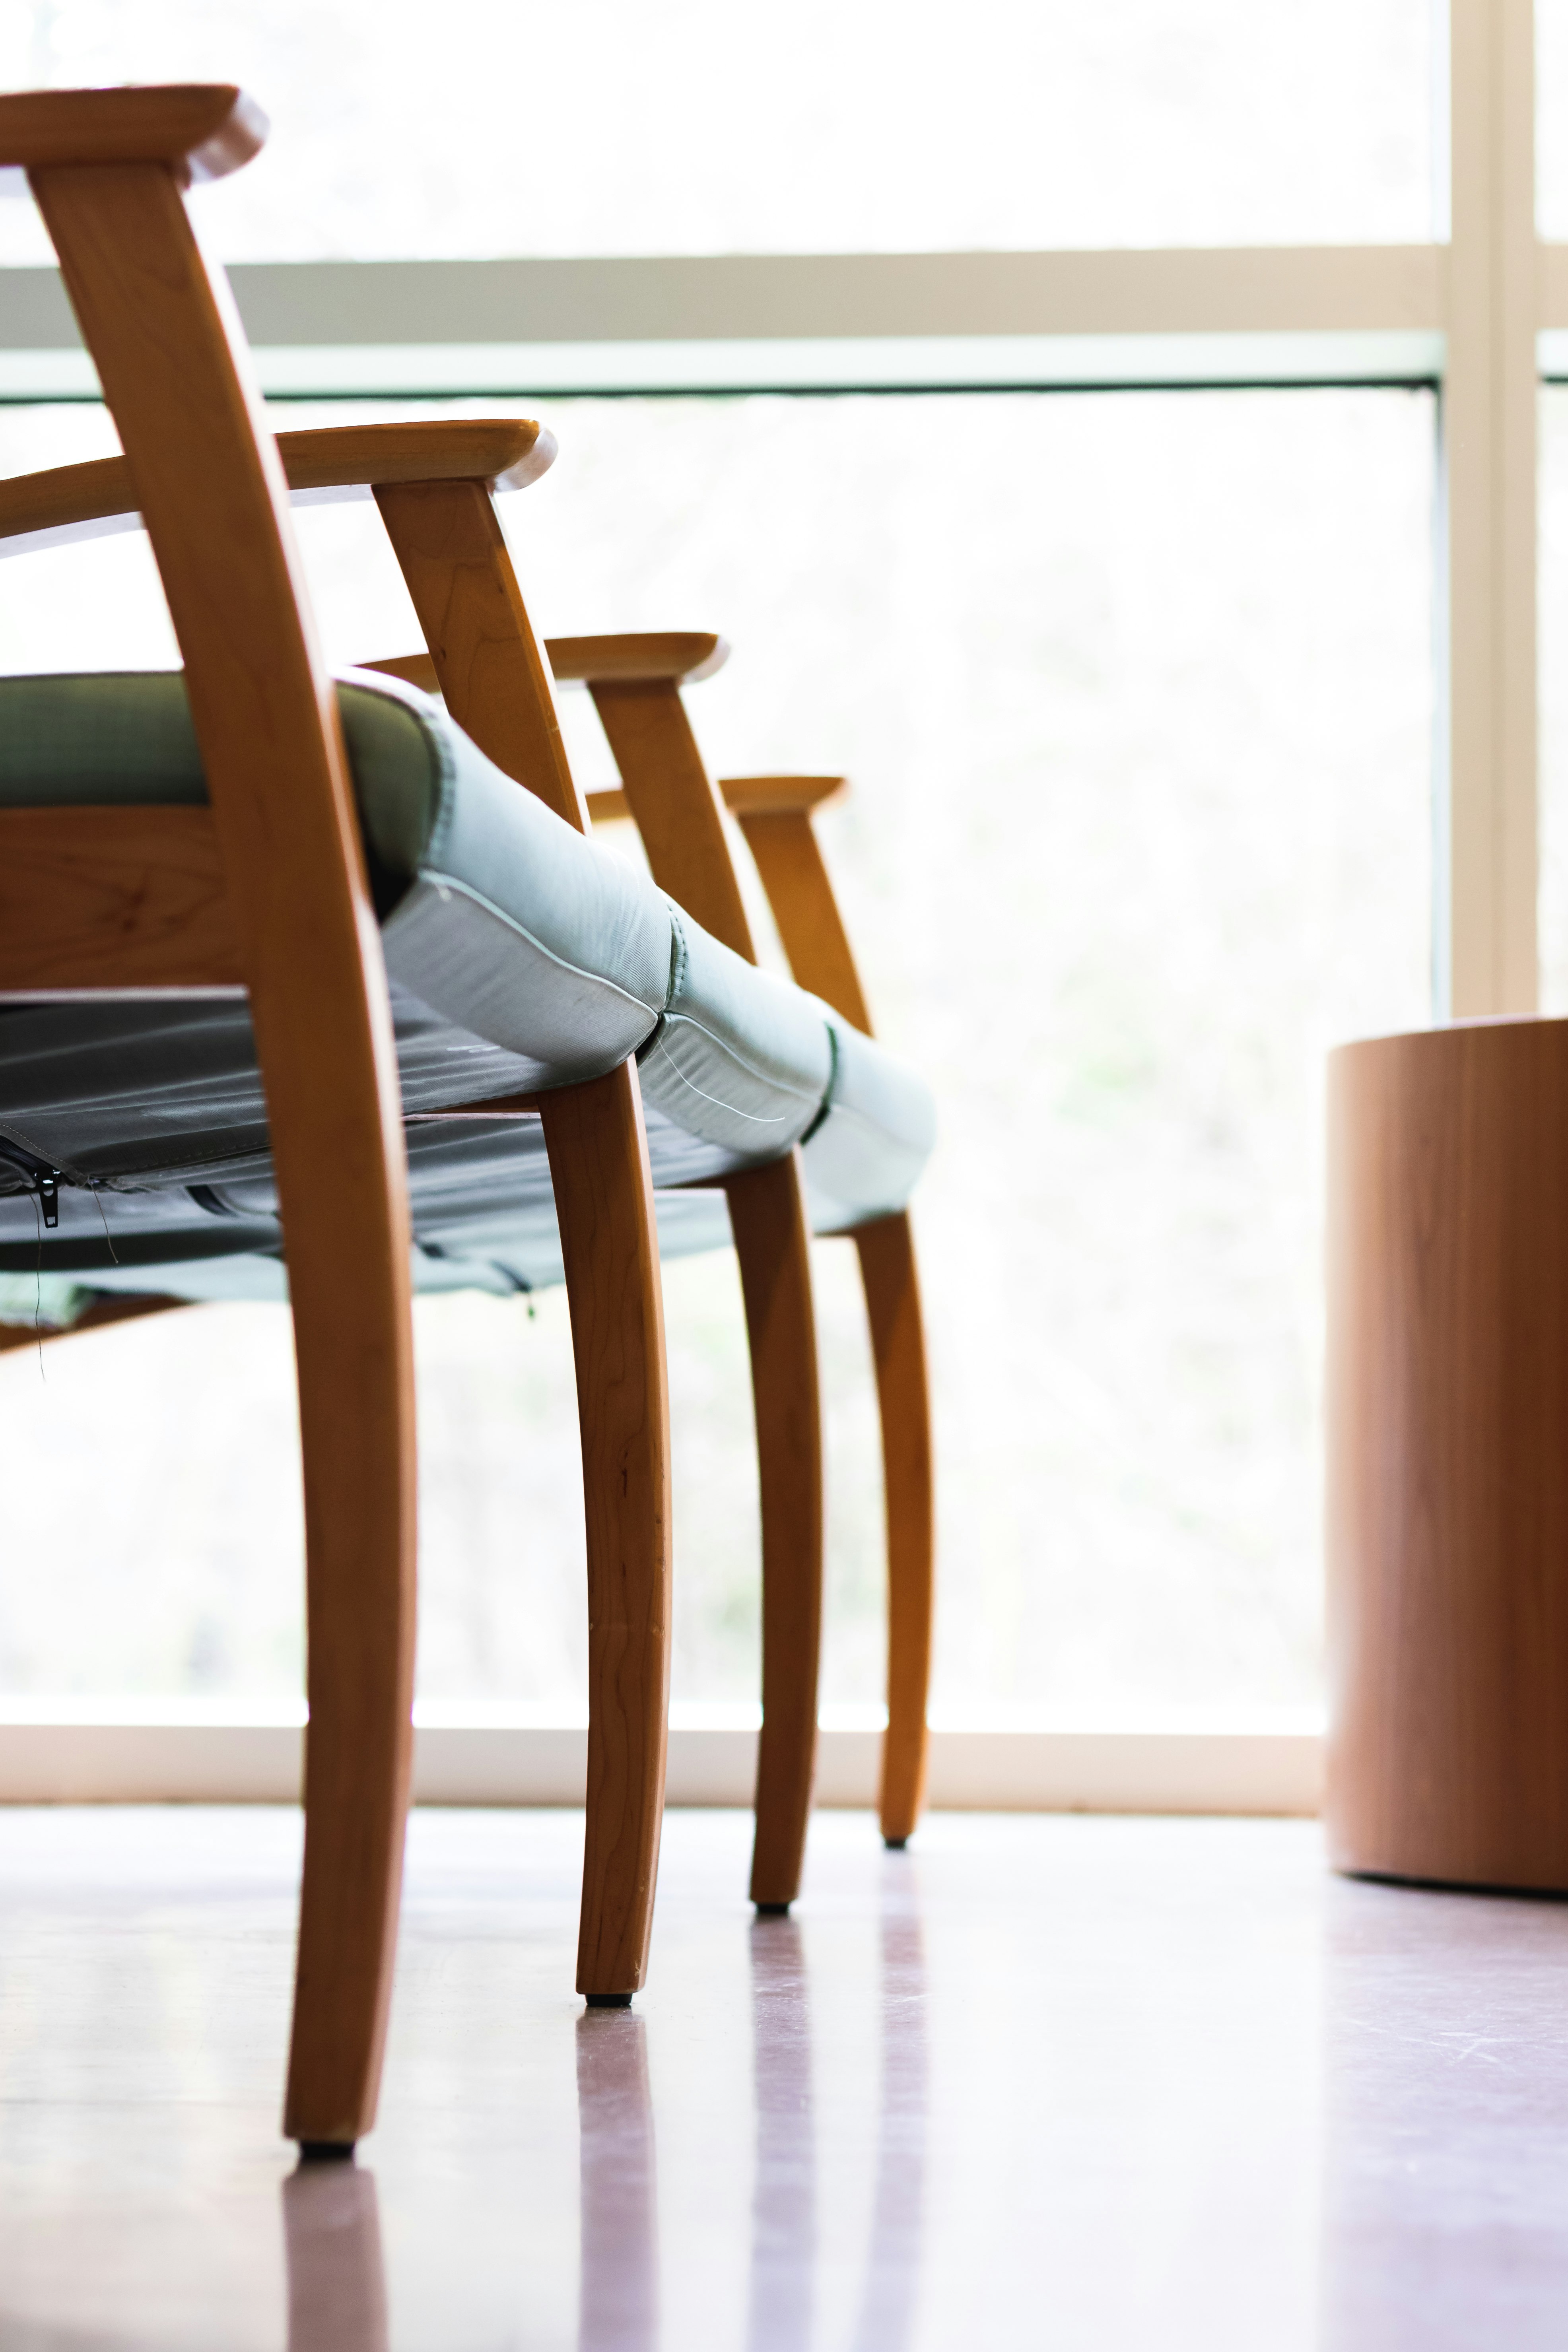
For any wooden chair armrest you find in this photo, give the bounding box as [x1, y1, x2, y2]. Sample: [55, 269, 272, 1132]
[359, 633, 730, 702]
[359, 652, 440, 693]
[722, 789, 872, 1034]
[0, 421, 554, 556]
[0, 84, 265, 182]
[546, 633, 729, 686]
[284, 420, 555, 497]
[720, 774, 849, 818]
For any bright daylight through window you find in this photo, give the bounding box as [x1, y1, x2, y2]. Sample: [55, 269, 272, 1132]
[0, 0, 1461, 1735]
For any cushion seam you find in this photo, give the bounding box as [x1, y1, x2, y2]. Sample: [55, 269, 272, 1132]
[656, 1009, 828, 1114]
[400, 870, 665, 1029]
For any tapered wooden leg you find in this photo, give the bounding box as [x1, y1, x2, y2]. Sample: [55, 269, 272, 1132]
[854, 1213, 934, 1848]
[725, 1151, 824, 1910]
[283, 1224, 418, 2151]
[542, 1064, 672, 1997]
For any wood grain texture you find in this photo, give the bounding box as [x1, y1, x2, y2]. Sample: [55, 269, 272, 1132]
[548, 633, 729, 686]
[359, 653, 439, 694]
[729, 800, 872, 1036]
[0, 454, 164, 548]
[0, 84, 265, 180]
[725, 1153, 824, 1907]
[1327, 1018, 1568, 1890]
[588, 680, 755, 960]
[0, 808, 239, 992]
[372, 479, 587, 829]
[0, 1292, 187, 1352]
[282, 421, 553, 498]
[854, 1211, 935, 1845]
[541, 1065, 672, 1994]
[586, 787, 633, 826]
[721, 774, 848, 819]
[0, 421, 552, 554]
[31, 157, 417, 2147]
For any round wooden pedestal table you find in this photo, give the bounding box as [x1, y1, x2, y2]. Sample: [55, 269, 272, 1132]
[1327, 1016, 1568, 1892]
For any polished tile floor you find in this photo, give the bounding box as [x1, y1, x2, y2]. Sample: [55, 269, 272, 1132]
[0, 1806, 1566, 2348]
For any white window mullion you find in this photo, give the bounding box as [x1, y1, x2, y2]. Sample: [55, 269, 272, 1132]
[1442, 0, 1539, 1016]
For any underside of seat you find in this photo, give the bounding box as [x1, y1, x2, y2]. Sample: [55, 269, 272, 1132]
[0, 668, 935, 1308]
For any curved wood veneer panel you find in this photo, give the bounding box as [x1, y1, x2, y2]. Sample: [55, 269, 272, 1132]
[1327, 1016, 1568, 1892]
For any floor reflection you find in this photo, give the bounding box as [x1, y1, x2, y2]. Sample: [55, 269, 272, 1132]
[577, 2006, 660, 2351]
[746, 1913, 814, 2352]
[745, 1863, 929, 2352]
[850, 1880, 927, 2351]
[569, 1857, 932, 2352]
[282, 2159, 389, 2352]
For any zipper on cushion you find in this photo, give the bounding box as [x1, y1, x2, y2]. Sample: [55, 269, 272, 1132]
[0, 1136, 63, 1229]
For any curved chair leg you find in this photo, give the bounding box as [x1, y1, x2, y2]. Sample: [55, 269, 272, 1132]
[541, 1064, 673, 1999]
[725, 1152, 824, 1910]
[282, 1213, 419, 2152]
[854, 1213, 934, 1848]
[20, 124, 423, 2154]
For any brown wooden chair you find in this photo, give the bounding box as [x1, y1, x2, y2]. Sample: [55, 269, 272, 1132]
[0, 116, 934, 2169]
[719, 773, 933, 1848]
[0, 85, 676, 2150]
[369, 619, 936, 1854]
[570, 663, 937, 1852]
[0, 405, 938, 1927]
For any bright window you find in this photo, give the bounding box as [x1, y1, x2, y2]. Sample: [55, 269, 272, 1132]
[0, 0, 1432, 264]
[0, 386, 1433, 1717]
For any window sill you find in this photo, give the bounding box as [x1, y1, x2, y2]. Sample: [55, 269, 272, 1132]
[0, 1706, 1322, 1815]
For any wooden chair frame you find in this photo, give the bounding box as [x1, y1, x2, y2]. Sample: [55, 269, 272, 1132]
[583, 702, 937, 1849]
[713, 773, 935, 1847]
[0, 85, 673, 2145]
[377, 632, 935, 1846]
[0, 222, 933, 1885]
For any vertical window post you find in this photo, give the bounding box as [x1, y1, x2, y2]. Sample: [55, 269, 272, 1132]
[1442, 0, 1539, 1016]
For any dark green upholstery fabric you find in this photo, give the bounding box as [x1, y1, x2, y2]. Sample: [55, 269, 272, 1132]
[0, 668, 935, 1301]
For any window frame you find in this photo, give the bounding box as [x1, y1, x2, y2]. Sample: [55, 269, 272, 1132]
[0, 0, 1542, 1020]
[0, 0, 1537, 1792]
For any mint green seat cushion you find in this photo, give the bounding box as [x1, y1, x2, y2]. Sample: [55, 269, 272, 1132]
[0, 669, 934, 1301]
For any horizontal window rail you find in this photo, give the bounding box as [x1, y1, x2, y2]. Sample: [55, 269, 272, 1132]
[0, 242, 1529, 395]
